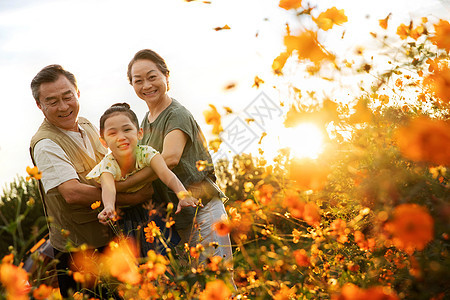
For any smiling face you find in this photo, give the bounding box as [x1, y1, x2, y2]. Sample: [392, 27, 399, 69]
[130, 59, 169, 107]
[37, 75, 80, 131]
[100, 112, 143, 162]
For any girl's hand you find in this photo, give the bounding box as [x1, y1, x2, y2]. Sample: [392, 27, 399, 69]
[98, 205, 117, 225]
[176, 195, 202, 214]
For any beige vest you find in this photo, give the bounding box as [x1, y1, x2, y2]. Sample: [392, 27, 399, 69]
[30, 117, 112, 252]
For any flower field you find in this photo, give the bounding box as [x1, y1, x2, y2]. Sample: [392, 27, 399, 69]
[1, 0, 449, 299]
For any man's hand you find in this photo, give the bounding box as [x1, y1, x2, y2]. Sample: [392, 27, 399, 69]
[176, 195, 202, 214]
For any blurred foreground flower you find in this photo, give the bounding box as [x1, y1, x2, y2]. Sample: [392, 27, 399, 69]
[100, 238, 140, 285]
[384, 204, 434, 255]
[278, 0, 302, 10]
[199, 279, 231, 300]
[284, 30, 334, 66]
[333, 283, 399, 300]
[32, 284, 53, 300]
[423, 62, 450, 103]
[394, 117, 450, 166]
[313, 7, 348, 31]
[203, 104, 223, 135]
[430, 19, 450, 52]
[0, 262, 30, 300]
[26, 166, 42, 181]
[289, 158, 330, 190]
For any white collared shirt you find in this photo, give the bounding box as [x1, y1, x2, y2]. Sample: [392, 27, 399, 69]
[34, 124, 97, 193]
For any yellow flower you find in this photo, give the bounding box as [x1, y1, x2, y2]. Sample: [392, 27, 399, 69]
[91, 201, 101, 210]
[313, 7, 348, 31]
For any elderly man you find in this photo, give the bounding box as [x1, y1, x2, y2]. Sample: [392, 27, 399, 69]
[29, 64, 152, 298]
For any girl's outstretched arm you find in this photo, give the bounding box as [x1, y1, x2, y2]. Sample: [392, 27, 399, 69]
[98, 172, 117, 224]
[150, 154, 201, 214]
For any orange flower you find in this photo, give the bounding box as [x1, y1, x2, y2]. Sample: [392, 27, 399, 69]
[2, 254, 14, 264]
[143, 250, 169, 280]
[241, 199, 259, 213]
[313, 7, 348, 31]
[33, 284, 53, 300]
[423, 63, 450, 103]
[26, 165, 42, 181]
[333, 283, 399, 300]
[379, 14, 390, 30]
[293, 249, 310, 267]
[253, 76, 264, 88]
[144, 221, 161, 243]
[207, 256, 222, 272]
[410, 25, 425, 40]
[430, 19, 450, 52]
[71, 248, 101, 288]
[349, 98, 373, 124]
[254, 184, 274, 205]
[101, 239, 140, 284]
[0, 263, 30, 300]
[330, 219, 349, 243]
[354, 231, 375, 252]
[394, 117, 450, 166]
[213, 24, 230, 31]
[283, 190, 305, 219]
[292, 228, 302, 243]
[284, 30, 332, 65]
[203, 104, 223, 135]
[278, 0, 302, 10]
[396, 23, 410, 40]
[91, 201, 101, 210]
[289, 158, 330, 190]
[213, 220, 232, 236]
[199, 279, 232, 300]
[384, 204, 434, 254]
[274, 285, 297, 300]
[303, 202, 321, 226]
[190, 244, 205, 259]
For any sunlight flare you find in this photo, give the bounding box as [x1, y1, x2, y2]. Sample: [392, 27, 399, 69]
[281, 122, 324, 159]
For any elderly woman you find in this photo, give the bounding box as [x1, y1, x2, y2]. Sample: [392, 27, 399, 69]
[123, 49, 233, 266]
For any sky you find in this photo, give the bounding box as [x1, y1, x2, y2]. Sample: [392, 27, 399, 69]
[0, 0, 449, 192]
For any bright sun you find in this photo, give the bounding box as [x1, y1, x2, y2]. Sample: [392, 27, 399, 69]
[278, 123, 324, 159]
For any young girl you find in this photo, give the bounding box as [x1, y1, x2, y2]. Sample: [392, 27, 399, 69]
[87, 103, 200, 255]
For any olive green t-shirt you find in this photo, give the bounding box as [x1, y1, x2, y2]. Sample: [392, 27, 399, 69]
[139, 99, 215, 230]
